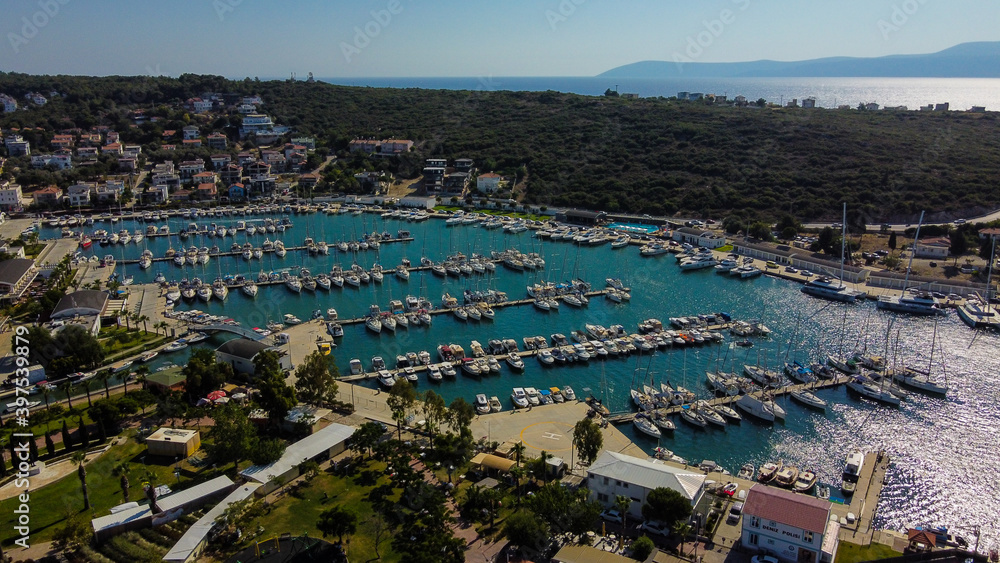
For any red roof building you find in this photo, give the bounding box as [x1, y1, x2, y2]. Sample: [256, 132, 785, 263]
[740, 485, 839, 563]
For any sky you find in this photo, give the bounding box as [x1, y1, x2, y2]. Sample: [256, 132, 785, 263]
[1, 0, 998, 78]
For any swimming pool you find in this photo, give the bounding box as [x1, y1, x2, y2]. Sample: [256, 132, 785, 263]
[606, 222, 660, 234]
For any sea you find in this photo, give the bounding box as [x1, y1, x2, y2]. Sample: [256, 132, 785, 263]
[319, 76, 1000, 111]
[49, 212, 1000, 548]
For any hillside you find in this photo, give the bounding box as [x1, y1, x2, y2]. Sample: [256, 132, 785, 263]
[1, 73, 999, 222]
[599, 42, 1000, 78]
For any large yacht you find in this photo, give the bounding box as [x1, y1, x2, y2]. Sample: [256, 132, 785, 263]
[876, 291, 946, 316]
[802, 276, 865, 302]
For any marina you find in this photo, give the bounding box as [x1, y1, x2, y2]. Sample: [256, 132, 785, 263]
[24, 204, 1000, 547]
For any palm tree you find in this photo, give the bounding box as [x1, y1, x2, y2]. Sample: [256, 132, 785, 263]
[512, 441, 526, 467]
[113, 462, 131, 501]
[98, 370, 113, 399]
[509, 465, 525, 505]
[136, 314, 150, 333]
[155, 321, 168, 336]
[71, 451, 91, 510]
[81, 379, 94, 407]
[615, 495, 633, 530]
[673, 521, 693, 557]
[59, 381, 74, 408]
[40, 386, 52, 409]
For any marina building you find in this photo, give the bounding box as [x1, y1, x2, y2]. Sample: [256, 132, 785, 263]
[673, 227, 727, 249]
[0, 259, 38, 304]
[215, 338, 291, 375]
[740, 484, 839, 563]
[586, 451, 706, 522]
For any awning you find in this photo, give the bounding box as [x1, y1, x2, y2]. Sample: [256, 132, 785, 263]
[470, 453, 515, 473]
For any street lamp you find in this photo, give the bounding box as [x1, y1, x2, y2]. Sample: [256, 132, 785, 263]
[174, 468, 180, 483]
[447, 465, 454, 483]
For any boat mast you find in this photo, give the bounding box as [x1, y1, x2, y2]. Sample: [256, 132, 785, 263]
[901, 211, 925, 291]
[839, 202, 847, 285]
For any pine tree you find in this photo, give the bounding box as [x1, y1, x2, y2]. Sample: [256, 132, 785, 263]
[78, 421, 89, 448]
[62, 420, 74, 450]
[45, 432, 55, 457]
[28, 437, 39, 462]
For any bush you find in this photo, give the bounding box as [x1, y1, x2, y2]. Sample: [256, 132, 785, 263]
[631, 535, 655, 560]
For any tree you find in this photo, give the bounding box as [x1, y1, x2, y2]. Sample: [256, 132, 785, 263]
[52, 516, 92, 552]
[421, 390, 447, 436]
[207, 403, 256, 468]
[748, 221, 773, 241]
[71, 451, 90, 510]
[256, 369, 297, 424]
[503, 509, 548, 553]
[815, 226, 835, 253]
[78, 418, 89, 448]
[59, 380, 74, 408]
[317, 505, 358, 543]
[446, 396, 475, 436]
[526, 482, 602, 535]
[603, 88, 619, 98]
[781, 226, 798, 240]
[297, 459, 320, 481]
[249, 437, 286, 465]
[888, 231, 898, 250]
[616, 494, 633, 530]
[950, 230, 969, 263]
[61, 420, 73, 450]
[673, 521, 693, 556]
[632, 535, 655, 560]
[349, 421, 384, 459]
[572, 417, 603, 466]
[113, 462, 131, 501]
[183, 349, 230, 402]
[44, 432, 55, 456]
[386, 379, 416, 440]
[293, 351, 339, 405]
[641, 487, 691, 528]
[512, 441, 526, 467]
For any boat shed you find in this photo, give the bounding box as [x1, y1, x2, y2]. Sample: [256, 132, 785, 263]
[240, 422, 354, 495]
[92, 476, 235, 543]
[559, 209, 607, 226]
[215, 338, 291, 375]
[162, 483, 260, 563]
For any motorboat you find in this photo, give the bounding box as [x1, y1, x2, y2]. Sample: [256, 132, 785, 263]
[841, 450, 865, 495]
[791, 389, 828, 409]
[537, 349, 556, 366]
[633, 413, 662, 439]
[876, 291, 947, 316]
[461, 358, 482, 377]
[548, 387, 565, 403]
[524, 387, 541, 406]
[774, 466, 800, 488]
[506, 352, 525, 371]
[489, 396, 503, 412]
[327, 322, 344, 338]
[475, 394, 491, 415]
[562, 386, 576, 401]
[793, 470, 818, 493]
[283, 314, 302, 325]
[758, 461, 782, 483]
[376, 370, 396, 388]
[802, 276, 866, 302]
[511, 387, 529, 408]
[164, 340, 188, 353]
[427, 364, 443, 381]
[737, 463, 755, 481]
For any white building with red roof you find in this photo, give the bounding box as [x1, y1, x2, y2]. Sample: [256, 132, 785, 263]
[740, 484, 840, 563]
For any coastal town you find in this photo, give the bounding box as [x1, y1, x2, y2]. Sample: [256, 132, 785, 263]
[0, 80, 997, 563]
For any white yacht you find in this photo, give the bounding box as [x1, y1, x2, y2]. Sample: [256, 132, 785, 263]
[802, 276, 866, 302]
[877, 291, 946, 316]
[633, 414, 662, 439]
[511, 387, 529, 409]
[735, 394, 775, 422]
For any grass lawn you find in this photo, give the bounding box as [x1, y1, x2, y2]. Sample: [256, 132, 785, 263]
[716, 244, 734, 253]
[0, 428, 224, 547]
[252, 459, 402, 562]
[835, 541, 901, 563]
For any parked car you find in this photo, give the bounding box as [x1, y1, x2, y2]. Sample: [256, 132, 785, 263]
[599, 509, 623, 524]
[641, 520, 670, 536]
[727, 501, 745, 524]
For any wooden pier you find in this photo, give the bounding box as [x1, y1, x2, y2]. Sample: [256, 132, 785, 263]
[116, 237, 414, 265]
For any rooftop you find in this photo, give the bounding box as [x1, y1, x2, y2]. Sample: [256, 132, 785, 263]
[587, 451, 705, 501]
[0, 259, 35, 286]
[241, 422, 354, 484]
[743, 484, 831, 533]
[216, 338, 271, 359]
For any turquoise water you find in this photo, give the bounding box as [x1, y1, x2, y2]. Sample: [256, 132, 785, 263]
[606, 222, 659, 234]
[46, 212, 1000, 546]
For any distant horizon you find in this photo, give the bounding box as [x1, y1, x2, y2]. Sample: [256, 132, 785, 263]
[2, 1, 998, 77]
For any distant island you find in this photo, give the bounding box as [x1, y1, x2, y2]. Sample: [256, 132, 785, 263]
[599, 42, 1000, 79]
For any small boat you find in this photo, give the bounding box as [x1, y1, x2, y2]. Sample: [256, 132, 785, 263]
[758, 461, 782, 483]
[680, 406, 708, 428]
[138, 351, 159, 363]
[511, 387, 529, 408]
[185, 332, 209, 344]
[349, 359, 363, 375]
[737, 463, 755, 481]
[506, 352, 525, 371]
[164, 340, 188, 353]
[774, 466, 800, 488]
[793, 470, 818, 493]
[488, 396, 502, 412]
[562, 386, 576, 401]
[376, 370, 396, 388]
[524, 387, 541, 405]
[365, 315, 382, 333]
[475, 394, 491, 415]
[652, 413, 676, 433]
[283, 314, 302, 325]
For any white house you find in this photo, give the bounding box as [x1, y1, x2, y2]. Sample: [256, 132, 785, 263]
[5, 135, 30, 156]
[740, 485, 839, 563]
[913, 236, 951, 259]
[0, 183, 23, 212]
[239, 114, 274, 138]
[0, 94, 17, 113]
[477, 172, 502, 193]
[65, 184, 93, 206]
[182, 126, 200, 140]
[586, 451, 706, 522]
[31, 153, 73, 170]
[672, 227, 727, 249]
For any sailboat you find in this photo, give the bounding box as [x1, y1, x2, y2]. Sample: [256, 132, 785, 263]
[801, 203, 865, 302]
[877, 212, 946, 316]
[890, 318, 948, 395]
[957, 235, 999, 328]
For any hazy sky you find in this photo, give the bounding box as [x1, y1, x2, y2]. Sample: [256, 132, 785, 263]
[2, 0, 997, 77]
